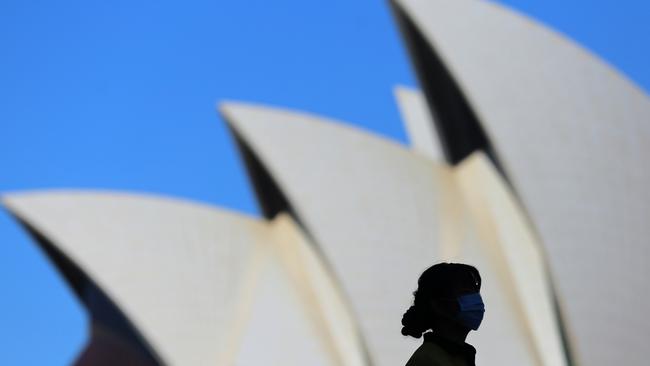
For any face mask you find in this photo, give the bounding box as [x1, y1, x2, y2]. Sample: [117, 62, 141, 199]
[456, 293, 485, 330]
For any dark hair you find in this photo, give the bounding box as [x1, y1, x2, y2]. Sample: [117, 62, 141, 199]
[401, 262, 481, 338]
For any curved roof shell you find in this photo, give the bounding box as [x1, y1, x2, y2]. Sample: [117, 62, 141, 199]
[3, 192, 366, 366]
[221, 102, 557, 366]
[392, 0, 650, 364]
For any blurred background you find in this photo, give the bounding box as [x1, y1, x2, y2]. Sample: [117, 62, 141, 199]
[1, 0, 649, 364]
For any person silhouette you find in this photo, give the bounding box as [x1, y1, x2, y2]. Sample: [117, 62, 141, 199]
[402, 263, 484, 366]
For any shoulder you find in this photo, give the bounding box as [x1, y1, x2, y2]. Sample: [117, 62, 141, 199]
[405, 342, 449, 366]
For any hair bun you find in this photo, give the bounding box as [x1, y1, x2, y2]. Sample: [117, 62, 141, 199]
[401, 305, 429, 338]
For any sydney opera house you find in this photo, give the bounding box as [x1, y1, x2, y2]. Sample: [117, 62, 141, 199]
[3, 0, 649, 365]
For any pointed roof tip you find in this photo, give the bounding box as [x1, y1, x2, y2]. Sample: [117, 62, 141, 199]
[217, 100, 283, 129]
[0, 189, 262, 223]
[0, 189, 119, 209]
[217, 100, 272, 135]
[0, 191, 57, 225]
[217, 98, 248, 110]
[217, 99, 246, 116]
[218, 99, 280, 115]
[393, 85, 421, 99]
[0, 192, 13, 205]
[218, 100, 304, 126]
[392, 84, 413, 95]
[0, 195, 16, 212]
[0, 189, 48, 210]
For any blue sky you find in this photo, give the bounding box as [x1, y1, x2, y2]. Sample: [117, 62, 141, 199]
[1, 0, 648, 364]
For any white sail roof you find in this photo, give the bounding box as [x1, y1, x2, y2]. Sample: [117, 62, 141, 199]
[392, 0, 650, 364]
[221, 102, 447, 366]
[3, 192, 366, 366]
[221, 101, 559, 366]
[3, 191, 263, 365]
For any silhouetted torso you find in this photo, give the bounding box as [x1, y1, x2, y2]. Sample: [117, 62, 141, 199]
[405, 332, 476, 366]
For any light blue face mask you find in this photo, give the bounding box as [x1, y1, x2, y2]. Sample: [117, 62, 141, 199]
[456, 293, 485, 330]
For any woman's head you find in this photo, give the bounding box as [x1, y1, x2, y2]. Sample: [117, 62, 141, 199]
[401, 262, 483, 338]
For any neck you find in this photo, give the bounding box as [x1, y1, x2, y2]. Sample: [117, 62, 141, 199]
[434, 320, 470, 343]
